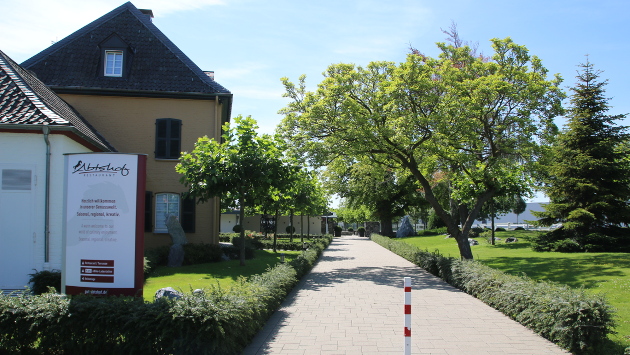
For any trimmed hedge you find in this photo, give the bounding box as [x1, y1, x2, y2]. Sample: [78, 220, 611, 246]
[371, 234, 615, 355]
[0, 236, 332, 354]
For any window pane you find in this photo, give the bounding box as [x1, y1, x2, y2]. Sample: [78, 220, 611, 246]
[154, 193, 179, 233]
[2, 170, 31, 191]
[105, 51, 123, 77]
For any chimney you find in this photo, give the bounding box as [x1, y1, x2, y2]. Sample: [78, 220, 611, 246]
[139, 9, 154, 22]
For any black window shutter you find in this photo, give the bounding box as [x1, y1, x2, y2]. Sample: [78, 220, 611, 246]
[155, 118, 182, 159]
[181, 194, 196, 233]
[145, 191, 153, 232]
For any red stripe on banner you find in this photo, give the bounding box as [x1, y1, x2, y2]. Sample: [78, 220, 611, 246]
[404, 327, 411, 337]
[404, 286, 411, 292]
[405, 305, 411, 314]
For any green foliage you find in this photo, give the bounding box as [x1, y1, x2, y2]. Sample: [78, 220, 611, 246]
[28, 270, 61, 295]
[285, 225, 296, 234]
[371, 234, 616, 354]
[182, 243, 223, 265]
[0, 237, 333, 354]
[531, 227, 630, 253]
[279, 37, 564, 260]
[427, 210, 446, 229]
[232, 224, 242, 233]
[535, 61, 630, 245]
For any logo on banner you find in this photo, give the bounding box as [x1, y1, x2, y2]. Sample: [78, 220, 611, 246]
[72, 160, 131, 177]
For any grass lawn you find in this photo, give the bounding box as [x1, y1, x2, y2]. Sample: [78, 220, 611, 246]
[143, 249, 303, 302]
[402, 230, 630, 348]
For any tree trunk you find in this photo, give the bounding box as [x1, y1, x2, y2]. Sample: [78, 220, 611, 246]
[239, 202, 246, 266]
[289, 209, 294, 242]
[273, 209, 279, 253]
[380, 216, 394, 237]
[491, 199, 496, 245]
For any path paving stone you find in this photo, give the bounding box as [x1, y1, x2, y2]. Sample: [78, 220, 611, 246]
[243, 235, 569, 355]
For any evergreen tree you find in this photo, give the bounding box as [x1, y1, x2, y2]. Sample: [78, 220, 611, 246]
[533, 60, 630, 251]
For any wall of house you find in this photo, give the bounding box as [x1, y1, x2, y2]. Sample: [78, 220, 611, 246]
[220, 213, 238, 234]
[0, 132, 95, 290]
[59, 94, 223, 248]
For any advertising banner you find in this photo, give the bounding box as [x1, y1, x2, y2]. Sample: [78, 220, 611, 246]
[62, 153, 146, 296]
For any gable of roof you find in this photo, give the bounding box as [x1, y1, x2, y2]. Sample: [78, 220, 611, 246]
[21, 1, 231, 98]
[0, 49, 116, 152]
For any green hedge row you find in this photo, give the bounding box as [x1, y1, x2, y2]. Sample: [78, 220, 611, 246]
[371, 234, 615, 355]
[0, 236, 333, 354]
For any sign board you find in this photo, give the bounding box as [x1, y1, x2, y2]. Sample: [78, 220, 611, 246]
[62, 153, 146, 296]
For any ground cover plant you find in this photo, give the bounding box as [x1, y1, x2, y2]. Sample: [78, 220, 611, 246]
[0, 237, 332, 354]
[143, 249, 302, 302]
[400, 229, 630, 352]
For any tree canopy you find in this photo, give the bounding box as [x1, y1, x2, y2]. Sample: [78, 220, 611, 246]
[279, 37, 564, 259]
[533, 60, 630, 252]
[176, 115, 292, 265]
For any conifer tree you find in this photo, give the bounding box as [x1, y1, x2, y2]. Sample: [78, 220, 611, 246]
[534, 60, 630, 251]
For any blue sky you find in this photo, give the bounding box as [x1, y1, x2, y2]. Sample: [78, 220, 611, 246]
[2, 0, 628, 202]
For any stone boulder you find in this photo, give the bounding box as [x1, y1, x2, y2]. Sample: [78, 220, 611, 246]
[155, 287, 182, 301]
[166, 214, 188, 245]
[468, 238, 479, 246]
[167, 243, 185, 267]
[396, 216, 415, 238]
[505, 237, 519, 243]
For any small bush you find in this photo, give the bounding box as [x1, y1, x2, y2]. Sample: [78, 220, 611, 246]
[232, 224, 242, 233]
[370, 234, 615, 354]
[182, 243, 223, 265]
[494, 227, 506, 232]
[285, 225, 296, 234]
[144, 245, 171, 268]
[28, 270, 61, 295]
[0, 237, 333, 355]
[514, 226, 526, 231]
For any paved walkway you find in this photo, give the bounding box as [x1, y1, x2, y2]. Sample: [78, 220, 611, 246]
[243, 235, 569, 355]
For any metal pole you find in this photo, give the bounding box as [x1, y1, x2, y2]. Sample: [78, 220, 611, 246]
[404, 277, 411, 355]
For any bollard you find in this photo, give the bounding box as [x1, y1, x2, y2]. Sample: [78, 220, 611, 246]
[404, 277, 411, 355]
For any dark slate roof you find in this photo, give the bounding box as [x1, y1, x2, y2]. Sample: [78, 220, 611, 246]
[21, 2, 231, 97]
[0, 49, 116, 152]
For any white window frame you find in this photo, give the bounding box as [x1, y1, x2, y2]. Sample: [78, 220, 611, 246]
[154, 193, 180, 233]
[104, 50, 123, 77]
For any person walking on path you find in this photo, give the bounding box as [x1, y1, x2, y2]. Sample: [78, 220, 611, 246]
[244, 235, 569, 355]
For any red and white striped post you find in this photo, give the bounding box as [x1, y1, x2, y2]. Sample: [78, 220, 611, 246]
[404, 277, 411, 355]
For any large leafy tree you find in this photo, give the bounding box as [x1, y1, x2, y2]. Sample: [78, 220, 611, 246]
[324, 158, 424, 236]
[533, 61, 630, 251]
[176, 115, 291, 265]
[279, 38, 563, 259]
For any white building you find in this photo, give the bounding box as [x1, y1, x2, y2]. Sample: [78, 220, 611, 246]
[0, 50, 114, 293]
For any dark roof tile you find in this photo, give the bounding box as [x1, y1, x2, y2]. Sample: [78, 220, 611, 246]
[21, 2, 231, 96]
[0, 49, 116, 152]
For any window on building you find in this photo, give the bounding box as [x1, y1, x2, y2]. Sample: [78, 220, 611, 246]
[1, 169, 31, 191]
[155, 118, 182, 159]
[154, 193, 180, 233]
[152, 192, 196, 234]
[104, 50, 123, 77]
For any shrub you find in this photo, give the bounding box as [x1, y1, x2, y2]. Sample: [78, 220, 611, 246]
[0, 237, 333, 355]
[427, 210, 446, 229]
[514, 226, 526, 230]
[182, 243, 223, 265]
[347, 227, 354, 232]
[28, 270, 61, 295]
[144, 245, 171, 268]
[285, 225, 296, 234]
[494, 227, 506, 232]
[232, 224, 242, 233]
[370, 234, 615, 354]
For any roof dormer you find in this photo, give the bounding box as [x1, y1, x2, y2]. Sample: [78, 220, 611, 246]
[98, 33, 133, 78]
